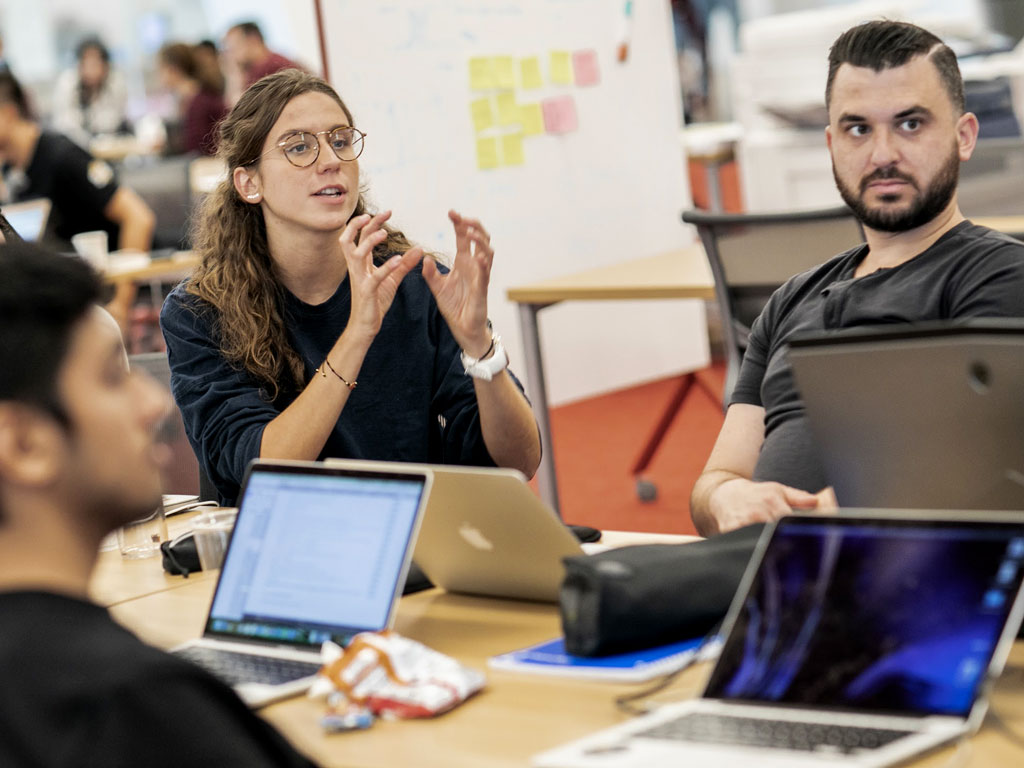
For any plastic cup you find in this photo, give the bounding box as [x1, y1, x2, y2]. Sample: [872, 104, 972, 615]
[192, 509, 238, 571]
[71, 230, 110, 271]
[117, 507, 168, 559]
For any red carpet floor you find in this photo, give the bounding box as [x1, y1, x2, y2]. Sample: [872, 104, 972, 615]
[541, 364, 726, 536]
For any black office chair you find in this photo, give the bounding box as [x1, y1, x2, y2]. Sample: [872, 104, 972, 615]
[681, 205, 865, 408]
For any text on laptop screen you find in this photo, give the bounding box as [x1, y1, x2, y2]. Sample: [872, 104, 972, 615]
[206, 467, 424, 647]
[704, 520, 1024, 717]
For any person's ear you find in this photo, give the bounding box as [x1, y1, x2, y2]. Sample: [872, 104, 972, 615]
[0, 405, 65, 489]
[956, 111, 980, 163]
[233, 166, 262, 204]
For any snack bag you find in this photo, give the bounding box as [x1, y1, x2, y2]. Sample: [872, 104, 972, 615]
[310, 630, 486, 724]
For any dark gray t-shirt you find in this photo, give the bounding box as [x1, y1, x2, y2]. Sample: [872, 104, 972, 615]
[731, 221, 1024, 492]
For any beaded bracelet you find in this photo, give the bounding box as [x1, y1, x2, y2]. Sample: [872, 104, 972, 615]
[317, 358, 357, 389]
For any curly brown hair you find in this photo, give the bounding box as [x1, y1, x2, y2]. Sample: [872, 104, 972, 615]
[186, 69, 418, 399]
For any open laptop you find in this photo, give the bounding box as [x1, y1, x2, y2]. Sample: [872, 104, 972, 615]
[534, 511, 1024, 767]
[171, 459, 430, 708]
[0, 199, 51, 242]
[788, 320, 1024, 510]
[325, 459, 584, 602]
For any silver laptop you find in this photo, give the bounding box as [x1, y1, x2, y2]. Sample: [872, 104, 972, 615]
[326, 459, 584, 602]
[788, 320, 1024, 510]
[1, 198, 51, 242]
[171, 459, 430, 707]
[534, 511, 1024, 767]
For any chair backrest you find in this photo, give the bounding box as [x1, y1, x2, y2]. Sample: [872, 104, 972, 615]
[129, 351, 200, 496]
[682, 206, 865, 407]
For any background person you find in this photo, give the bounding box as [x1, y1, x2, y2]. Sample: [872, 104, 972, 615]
[157, 42, 227, 156]
[0, 71, 155, 327]
[690, 20, 1024, 537]
[222, 21, 304, 107]
[161, 69, 541, 505]
[51, 36, 129, 149]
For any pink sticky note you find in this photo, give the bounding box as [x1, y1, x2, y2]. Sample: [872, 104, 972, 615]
[573, 49, 600, 87]
[541, 96, 578, 134]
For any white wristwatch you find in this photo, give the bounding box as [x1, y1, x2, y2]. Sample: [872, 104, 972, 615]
[461, 335, 508, 381]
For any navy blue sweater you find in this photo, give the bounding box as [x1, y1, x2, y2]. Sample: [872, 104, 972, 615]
[161, 265, 517, 504]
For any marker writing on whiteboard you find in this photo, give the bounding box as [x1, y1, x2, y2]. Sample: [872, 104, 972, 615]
[617, 0, 634, 62]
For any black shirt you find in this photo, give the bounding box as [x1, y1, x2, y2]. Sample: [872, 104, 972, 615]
[0, 591, 318, 768]
[13, 131, 120, 251]
[161, 263, 523, 505]
[731, 221, 1024, 492]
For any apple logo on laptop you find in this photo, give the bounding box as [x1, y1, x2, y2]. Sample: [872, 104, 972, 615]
[459, 522, 494, 551]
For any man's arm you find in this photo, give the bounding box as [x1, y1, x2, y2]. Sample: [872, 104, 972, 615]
[690, 403, 820, 536]
[101, 186, 156, 332]
[104, 186, 156, 252]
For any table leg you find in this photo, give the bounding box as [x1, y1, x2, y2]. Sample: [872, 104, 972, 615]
[517, 301, 561, 515]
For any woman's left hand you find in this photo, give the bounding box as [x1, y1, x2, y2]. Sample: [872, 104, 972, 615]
[422, 210, 494, 358]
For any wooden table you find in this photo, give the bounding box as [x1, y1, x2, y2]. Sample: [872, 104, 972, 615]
[98, 543, 1024, 768]
[975, 215, 1024, 239]
[103, 250, 200, 287]
[506, 245, 715, 512]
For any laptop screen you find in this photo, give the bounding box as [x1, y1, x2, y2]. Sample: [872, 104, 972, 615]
[705, 516, 1024, 717]
[1, 199, 50, 242]
[205, 462, 426, 648]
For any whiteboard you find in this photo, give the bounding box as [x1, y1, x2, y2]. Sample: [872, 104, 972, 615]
[319, 0, 706, 405]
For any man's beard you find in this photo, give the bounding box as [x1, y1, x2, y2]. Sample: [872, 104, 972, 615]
[833, 146, 960, 233]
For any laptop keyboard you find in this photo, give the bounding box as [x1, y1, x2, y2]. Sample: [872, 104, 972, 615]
[175, 646, 322, 686]
[636, 712, 912, 754]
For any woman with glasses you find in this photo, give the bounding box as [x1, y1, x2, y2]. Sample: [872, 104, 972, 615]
[160, 69, 540, 504]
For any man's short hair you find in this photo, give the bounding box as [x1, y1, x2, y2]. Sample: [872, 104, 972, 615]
[0, 243, 102, 424]
[826, 20, 964, 114]
[230, 21, 264, 43]
[0, 70, 30, 119]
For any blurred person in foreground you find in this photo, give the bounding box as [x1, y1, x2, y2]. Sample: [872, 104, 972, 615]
[0, 242, 319, 767]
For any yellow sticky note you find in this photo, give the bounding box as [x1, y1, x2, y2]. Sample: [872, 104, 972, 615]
[496, 91, 520, 125]
[493, 56, 516, 89]
[470, 98, 495, 133]
[549, 51, 572, 84]
[520, 57, 543, 89]
[521, 103, 544, 136]
[476, 137, 499, 170]
[501, 133, 525, 166]
[469, 57, 495, 90]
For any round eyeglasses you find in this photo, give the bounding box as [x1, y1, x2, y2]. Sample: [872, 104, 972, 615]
[250, 126, 367, 167]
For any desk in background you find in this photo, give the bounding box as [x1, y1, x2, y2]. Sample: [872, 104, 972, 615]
[96, 536, 1024, 768]
[507, 245, 715, 513]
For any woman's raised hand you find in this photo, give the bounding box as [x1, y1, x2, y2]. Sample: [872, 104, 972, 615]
[339, 210, 423, 339]
[422, 210, 494, 357]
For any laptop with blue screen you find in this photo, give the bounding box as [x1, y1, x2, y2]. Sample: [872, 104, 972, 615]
[534, 511, 1024, 767]
[171, 460, 430, 708]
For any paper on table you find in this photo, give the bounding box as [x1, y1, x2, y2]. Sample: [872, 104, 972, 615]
[489, 636, 708, 683]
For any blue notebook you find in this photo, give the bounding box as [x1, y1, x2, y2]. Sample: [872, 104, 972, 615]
[488, 636, 707, 683]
